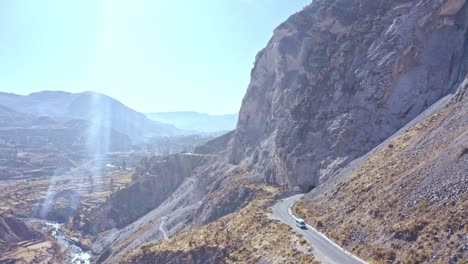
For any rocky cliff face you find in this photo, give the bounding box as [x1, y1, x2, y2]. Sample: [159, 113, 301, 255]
[230, 0, 468, 190]
[101, 1, 467, 230]
[452, 74, 468, 102]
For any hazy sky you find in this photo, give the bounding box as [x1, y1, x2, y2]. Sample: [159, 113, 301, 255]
[0, 0, 310, 114]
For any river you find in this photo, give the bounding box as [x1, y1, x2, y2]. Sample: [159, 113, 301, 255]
[29, 219, 91, 264]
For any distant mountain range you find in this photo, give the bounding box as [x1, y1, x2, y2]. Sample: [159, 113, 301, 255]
[146, 111, 238, 133]
[0, 91, 186, 142]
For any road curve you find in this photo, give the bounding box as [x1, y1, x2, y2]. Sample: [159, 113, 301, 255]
[272, 195, 367, 264]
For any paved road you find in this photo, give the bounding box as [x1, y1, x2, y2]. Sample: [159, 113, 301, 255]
[272, 195, 366, 264]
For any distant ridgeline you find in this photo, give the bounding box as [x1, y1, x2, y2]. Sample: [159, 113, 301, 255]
[146, 111, 238, 134]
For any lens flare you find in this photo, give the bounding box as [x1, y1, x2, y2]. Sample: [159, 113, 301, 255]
[39, 171, 58, 219]
[86, 92, 112, 193]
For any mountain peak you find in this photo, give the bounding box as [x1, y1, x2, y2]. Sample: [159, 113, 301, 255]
[0, 91, 186, 141]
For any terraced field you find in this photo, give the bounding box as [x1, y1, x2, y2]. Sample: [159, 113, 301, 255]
[0, 160, 134, 220]
[1, 238, 65, 264]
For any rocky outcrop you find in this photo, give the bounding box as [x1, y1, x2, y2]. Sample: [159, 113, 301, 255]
[452, 75, 468, 103]
[0, 213, 42, 246]
[229, 0, 468, 190]
[194, 130, 234, 155]
[439, 0, 466, 16]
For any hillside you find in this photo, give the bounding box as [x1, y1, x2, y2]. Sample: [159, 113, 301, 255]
[96, 0, 468, 263]
[0, 105, 30, 125]
[120, 190, 318, 264]
[295, 76, 468, 263]
[0, 91, 184, 142]
[0, 116, 132, 181]
[0, 213, 65, 263]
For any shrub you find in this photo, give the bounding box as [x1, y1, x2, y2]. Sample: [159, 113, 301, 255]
[456, 146, 468, 158]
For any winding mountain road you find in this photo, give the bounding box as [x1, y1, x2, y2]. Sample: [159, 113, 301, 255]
[159, 217, 169, 240]
[272, 195, 366, 264]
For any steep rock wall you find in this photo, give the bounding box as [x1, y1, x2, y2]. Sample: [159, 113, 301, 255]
[230, 0, 468, 190]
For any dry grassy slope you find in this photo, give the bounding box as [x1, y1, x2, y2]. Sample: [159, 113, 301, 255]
[295, 96, 468, 263]
[83, 154, 203, 235]
[0, 214, 66, 263]
[118, 184, 318, 264]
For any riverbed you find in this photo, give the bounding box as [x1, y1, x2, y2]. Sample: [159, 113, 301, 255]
[29, 219, 91, 264]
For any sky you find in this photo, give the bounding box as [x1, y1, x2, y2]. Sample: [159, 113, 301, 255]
[0, 0, 310, 114]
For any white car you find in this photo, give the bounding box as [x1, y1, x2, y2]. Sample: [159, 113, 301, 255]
[296, 218, 307, 229]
